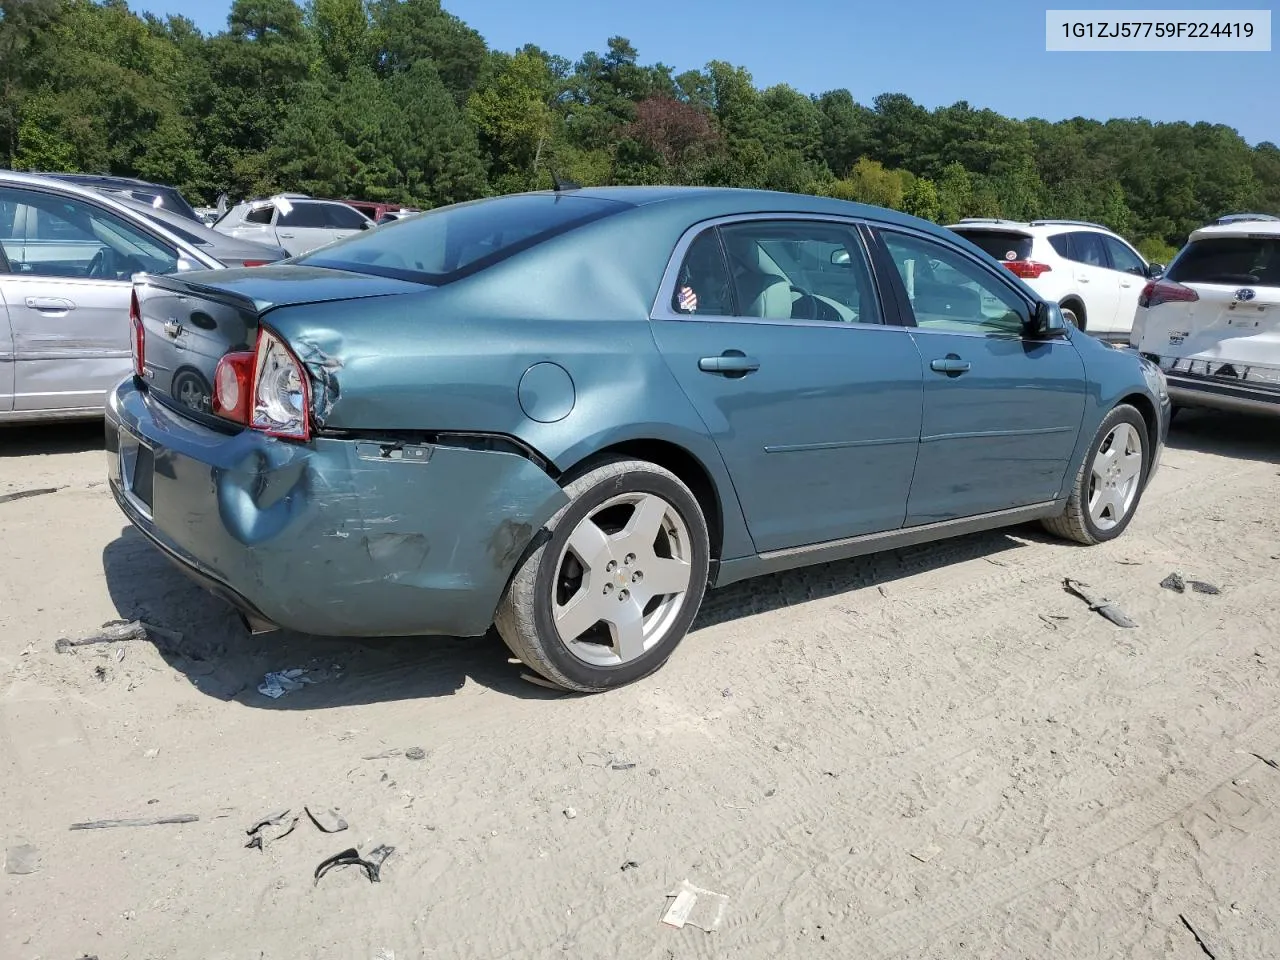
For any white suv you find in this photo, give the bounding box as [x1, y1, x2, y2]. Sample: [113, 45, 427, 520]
[213, 194, 372, 256]
[1130, 215, 1280, 418]
[947, 219, 1162, 340]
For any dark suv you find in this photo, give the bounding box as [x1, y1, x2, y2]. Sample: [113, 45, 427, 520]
[37, 173, 202, 222]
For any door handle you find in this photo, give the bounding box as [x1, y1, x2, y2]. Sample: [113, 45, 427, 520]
[163, 320, 182, 338]
[277, 232, 295, 238]
[699, 351, 760, 376]
[25, 296, 76, 312]
[930, 355, 971, 376]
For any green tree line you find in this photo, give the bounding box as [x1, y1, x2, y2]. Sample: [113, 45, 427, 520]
[4, 0, 1278, 260]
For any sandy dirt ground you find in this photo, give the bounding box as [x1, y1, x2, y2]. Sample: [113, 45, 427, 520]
[2, 409, 1279, 960]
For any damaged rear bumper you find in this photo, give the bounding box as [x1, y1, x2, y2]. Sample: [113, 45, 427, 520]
[105, 378, 568, 638]
[1142, 353, 1280, 417]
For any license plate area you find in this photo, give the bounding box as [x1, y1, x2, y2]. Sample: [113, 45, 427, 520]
[118, 427, 155, 517]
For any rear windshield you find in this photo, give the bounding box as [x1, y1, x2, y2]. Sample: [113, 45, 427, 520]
[297, 193, 629, 285]
[1166, 236, 1280, 286]
[951, 229, 1033, 262]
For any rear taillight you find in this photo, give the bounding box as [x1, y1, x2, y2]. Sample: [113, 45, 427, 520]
[241, 260, 270, 268]
[129, 289, 145, 377]
[1002, 260, 1053, 279]
[1138, 279, 1199, 309]
[212, 351, 254, 424]
[211, 328, 311, 441]
[252, 329, 311, 440]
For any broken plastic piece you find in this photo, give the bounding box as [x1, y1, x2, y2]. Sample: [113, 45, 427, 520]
[610, 761, 636, 771]
[313, 844, 395, 885]
[404, 746, 426, 761]
[1160, 573, 1187, 593]
[55, 619, 182, 653]
[245, 809, 298, 850]
[662, 879, 728, 932]
[1190, 580, 1221, 595]
[5, 843, 40, 875]
[0, 486, 60, 504]
[305, 806, 349, 833]
[1062, 578, 1137, 628]
[258, 669, 314, 698]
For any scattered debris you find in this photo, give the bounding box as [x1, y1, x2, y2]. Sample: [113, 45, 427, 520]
[520, 672, 566, 691]
[305, 807, 349, 834]
[93, 665, 108, 682]
[764, 788, 777, 798]
[1191, 580, 1221, 595]
[1251, 752, 1279, 770]
[258, 669, 314, 699]
[55, 619, 182, 653]
[621, 860, 640, 871]
[362, 749, 403, 760]
[375, 951, 395, 960]
[404, 746, 426, 761]
[563, 807, 577, 820]
[4, 843, 40, 875]
[1115, 559, 1144, 566]
[1062, 578, 1137, 628]
[0, 486, 60, 505]
[245, 809, 298, 850]
[648, 768, 659, 777]
[313, 844, 395, 885]
[662, 879, 729, 932]
[70, 814, 198, 830]
[910, 844, 942, 863]
[877, 585, 889, 598]
[1038, 614, 1069, 630]
[1161, 573, 1187, 593]
[721, 688, 732, 698]
[1179, 913, 1218, 959]
[610, 761, 636, 771]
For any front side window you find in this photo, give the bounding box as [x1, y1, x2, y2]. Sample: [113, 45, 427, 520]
[673, 219, 881, 323]
[1070, 231, 1108, 268]
[0, 186, 179, 280]
[1102, 235, 1147, 276]
[880, 230, 1027, 335]
[323, 203, 372, 229]
[278, 202, 333, 228]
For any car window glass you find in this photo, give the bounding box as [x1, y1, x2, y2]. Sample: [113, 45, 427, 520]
[244, 205, 274, 225]
[714, 220, 882, 323]
[1071, 231, 1108, 267]
[1102, 236, 1146, 276]
[672, 229, 734, 316]
[278, 202, 333, 228]
[881, 230, 1027, 335]
[1165, 237, 1280, 286]
[0, 185, 179, 279]
[1048, 233, 1072, 258]
[323, 203, 370, 229]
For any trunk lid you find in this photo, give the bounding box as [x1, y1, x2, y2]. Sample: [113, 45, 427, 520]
[134, 265, 426, 419]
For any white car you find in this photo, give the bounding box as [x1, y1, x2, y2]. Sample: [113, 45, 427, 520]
[947, 219, 1162, 340]
[212, 194, 373, 256]
[1130, 216, 1280, 417]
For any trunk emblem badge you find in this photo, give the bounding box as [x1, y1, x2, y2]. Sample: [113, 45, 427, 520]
[1234, 288, 1256, 302]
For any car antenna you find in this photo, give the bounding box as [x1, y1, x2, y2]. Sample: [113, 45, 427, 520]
[551, 170, 580, 193]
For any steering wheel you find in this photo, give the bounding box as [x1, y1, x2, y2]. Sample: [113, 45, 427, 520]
[86, 248, 109, 279]
[789, 283, 829, 322]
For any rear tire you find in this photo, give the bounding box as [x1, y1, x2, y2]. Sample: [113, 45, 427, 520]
[1042, 404, 1149, 545]
[1060, 300, 1085, 331]
[495, 458, 710, 693]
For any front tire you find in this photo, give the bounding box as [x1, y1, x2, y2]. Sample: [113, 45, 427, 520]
[1042, 404, 1149, 545]
[495, 458, 710, 693]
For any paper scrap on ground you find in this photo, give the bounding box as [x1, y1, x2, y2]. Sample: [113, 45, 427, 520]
[258, 669, 314, 699]
[662, 879, 728, 932]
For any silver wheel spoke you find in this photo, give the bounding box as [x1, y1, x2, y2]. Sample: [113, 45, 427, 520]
[642, 556, 691, 598]
[1118, 449, 1142, 485]
[566, 518, 611, 573]
[555, 589, 604, 643]
[623, 494, 668, 551]
[608, 600, 646, 662]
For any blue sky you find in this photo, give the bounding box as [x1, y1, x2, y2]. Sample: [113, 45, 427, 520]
[134, 0, 1277, 146]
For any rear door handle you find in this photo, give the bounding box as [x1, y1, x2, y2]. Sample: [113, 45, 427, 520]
[930, 356, 971, 376]
[699, 352, 760, 376]
[25, 296, 76, 312]
[277, 232, 295, 238]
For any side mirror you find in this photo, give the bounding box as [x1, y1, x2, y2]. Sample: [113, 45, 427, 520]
[175, 257, 197, 273]
[1027, 300, 1069, 338]
[830, 248, 851, 265]
[1146, 262, 1165, 278]
[359, 220, 373, 230]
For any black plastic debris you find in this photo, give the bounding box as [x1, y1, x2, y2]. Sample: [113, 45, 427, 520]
[0, 487, 60, 505]
[1160, 573, 1187, 593]
[245, 809, 298, 850]
[1062, 578, 1137, 628]
[314, 844, 395, 885]
[621, 860, 640, 871]
[305, 806, 349, 834]
[404, 747, 426, 761]
[55, 619, 183, 653]
[1191, 580, 1221, 595]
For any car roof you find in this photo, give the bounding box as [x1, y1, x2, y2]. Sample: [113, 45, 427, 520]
[37, 171, 166, 190]
[1190, 220, 1280, 241]
[947, 218, 1115, 235]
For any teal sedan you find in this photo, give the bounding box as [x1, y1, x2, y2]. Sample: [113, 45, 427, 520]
[106, 187, 1170, 692]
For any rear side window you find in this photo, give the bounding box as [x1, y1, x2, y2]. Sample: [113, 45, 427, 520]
[244, 205, 273, 225]
[1048, 233, 1072, 258]
[279, 202, 334, 228]
[1166, 237, 1280, 286]
[953, 230, 1033, 262]
[1102, 236, 1147, 276]
[298, 193, 629, 285]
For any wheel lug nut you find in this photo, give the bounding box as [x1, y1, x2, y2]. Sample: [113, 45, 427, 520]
[632, 571, 643, 583]
[603, 583, 613, 594]
[606, 560, 617, 573]
[618, 589, 630, 601]
[625, 553, 636, 566]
